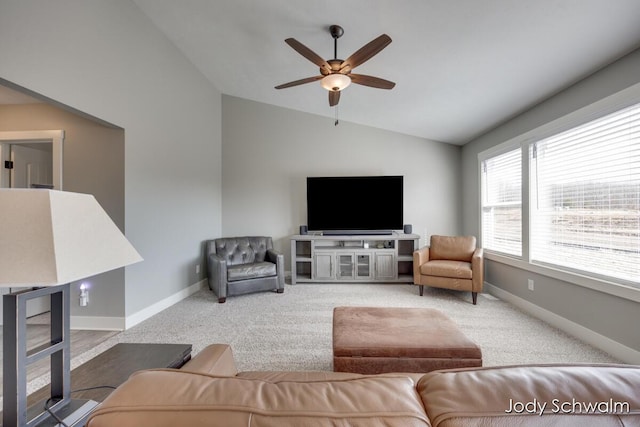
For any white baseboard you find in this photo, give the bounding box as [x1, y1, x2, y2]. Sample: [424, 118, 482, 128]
[70, 315, 125, 331]
[70, 280, 207, 331]
[125, 279, 207, 329]
[485, 282, 640, 364]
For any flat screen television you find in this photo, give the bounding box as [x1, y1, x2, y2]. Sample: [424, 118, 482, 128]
[306, 175, 403, 235]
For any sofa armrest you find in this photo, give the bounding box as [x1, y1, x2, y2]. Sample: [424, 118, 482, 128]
[471, 247, 483, 292]
[265, 248, 280, 263]
[266, 248, 285, 289]
[180, 344, 237, 376]
[413, 247, 430, 282]
[208, 253, 227, 298]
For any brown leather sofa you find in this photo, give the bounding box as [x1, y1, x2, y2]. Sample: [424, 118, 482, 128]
[414, 235, 484, 304]
[87, 344, 640, 427]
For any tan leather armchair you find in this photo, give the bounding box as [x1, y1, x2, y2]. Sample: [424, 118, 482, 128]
[413, 235, 483, 304]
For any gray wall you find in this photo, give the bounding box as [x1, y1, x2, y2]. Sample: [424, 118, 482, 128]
[221, 95, 462, 267]
[462, 48, 640, 357]
[0, 103, 125, 317]
[0, 1, 223, 323]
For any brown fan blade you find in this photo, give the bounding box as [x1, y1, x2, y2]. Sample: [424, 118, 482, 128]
[285, 38, 331, 73]
[350, 74, 395, 89]
[329, 90, 340, 107]
[339, 34, 391, 73]
[275, 75, 323, 89]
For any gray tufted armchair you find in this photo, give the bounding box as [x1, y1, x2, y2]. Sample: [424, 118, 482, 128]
[206, 236, 285, 303]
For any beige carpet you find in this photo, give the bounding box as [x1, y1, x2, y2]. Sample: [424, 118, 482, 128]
[77, 283, 617, 368]
[21, 283, 619, 398]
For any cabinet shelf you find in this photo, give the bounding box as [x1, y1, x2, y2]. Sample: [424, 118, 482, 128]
[290, 233, 419, 285]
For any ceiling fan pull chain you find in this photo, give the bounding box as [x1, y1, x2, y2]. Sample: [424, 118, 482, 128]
[335, 105, 339, 126]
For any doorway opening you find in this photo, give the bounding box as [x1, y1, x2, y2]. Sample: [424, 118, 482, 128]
[0, 130, 64, 317]
[0, 130, 64, 190]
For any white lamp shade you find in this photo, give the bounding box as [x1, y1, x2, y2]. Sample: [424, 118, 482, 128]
[321, 74, 351, 91]
[0, 189, 142, 286]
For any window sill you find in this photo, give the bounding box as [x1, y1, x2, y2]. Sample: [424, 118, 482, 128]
[485, 252, 640, 303]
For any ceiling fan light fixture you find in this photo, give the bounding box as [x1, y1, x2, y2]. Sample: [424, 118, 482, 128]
[321, 74, 351, 91]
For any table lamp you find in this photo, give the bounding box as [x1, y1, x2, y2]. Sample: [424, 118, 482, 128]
[0, 189, 142, 426]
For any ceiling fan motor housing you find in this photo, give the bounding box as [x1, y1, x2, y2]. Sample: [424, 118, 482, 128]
[321, 59, 344, 76]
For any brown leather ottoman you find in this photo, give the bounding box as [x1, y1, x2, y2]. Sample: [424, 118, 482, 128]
[333, 306, 482, 374]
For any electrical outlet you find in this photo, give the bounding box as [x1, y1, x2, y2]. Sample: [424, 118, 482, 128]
[528, 279, 534, 291]
[195, 264, 201, 274]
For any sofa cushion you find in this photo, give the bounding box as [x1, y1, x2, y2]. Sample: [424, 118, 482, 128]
[417, 364, 640, 427]
[419, 260, 472, 279]
[227, 261, 276, 282]
[87, 370, 431, 427]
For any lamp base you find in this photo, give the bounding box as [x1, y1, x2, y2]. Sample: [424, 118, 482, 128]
[28, 399, 99, 426]
[3, 285, 90, 427]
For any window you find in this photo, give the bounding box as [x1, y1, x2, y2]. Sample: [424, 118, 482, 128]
[530, 103, 640, 284]
[481, 148, 522, 256]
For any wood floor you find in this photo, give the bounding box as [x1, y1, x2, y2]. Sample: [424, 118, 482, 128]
[0, 313, 118, 400]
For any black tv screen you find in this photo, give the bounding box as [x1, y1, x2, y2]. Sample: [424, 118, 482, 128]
[306, 176, 403, 234]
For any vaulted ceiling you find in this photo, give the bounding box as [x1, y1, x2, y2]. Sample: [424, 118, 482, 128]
[3, 2, 640, 145]
[133, 0, 640, 145]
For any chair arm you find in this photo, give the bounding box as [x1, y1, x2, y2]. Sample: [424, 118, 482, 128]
[208, 253, 228, 299]
[471, 248, 484, 292]
[413, 247, 430, 282]
[266, 248, 285, 289]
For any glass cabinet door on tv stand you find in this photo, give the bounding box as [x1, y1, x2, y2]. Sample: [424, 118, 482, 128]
[337, 253, 354, 279]
[355, 253, 373, 279]
[335, 253, 373, 280]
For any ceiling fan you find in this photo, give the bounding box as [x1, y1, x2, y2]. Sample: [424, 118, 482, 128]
[275, 25, 395, 107]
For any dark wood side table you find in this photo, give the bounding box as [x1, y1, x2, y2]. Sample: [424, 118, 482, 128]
[26, 343, 192, 406]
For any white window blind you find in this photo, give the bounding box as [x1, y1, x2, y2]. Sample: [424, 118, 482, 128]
[530, 102, 640, 285]
[482, 148, 522, 256]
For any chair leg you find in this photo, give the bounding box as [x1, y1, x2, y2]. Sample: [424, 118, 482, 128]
[472, 292, 477, 305]
[218, 297, 226, 303]
[419, 285, 424, 296]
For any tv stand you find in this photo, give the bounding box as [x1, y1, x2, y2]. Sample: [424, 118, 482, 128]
[290, 233, 419, 285]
